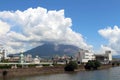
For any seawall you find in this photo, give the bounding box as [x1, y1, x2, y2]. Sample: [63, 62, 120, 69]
[0, 64, 112, 79]
[0, 66, 65, 79]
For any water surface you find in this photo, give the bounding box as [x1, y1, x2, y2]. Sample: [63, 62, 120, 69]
[9, 67, 120, 80]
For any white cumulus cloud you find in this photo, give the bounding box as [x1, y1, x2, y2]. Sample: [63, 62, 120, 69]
[98, 26, 120, 54]
[0, 7, 92, 54]
[0, 20, 10, 35]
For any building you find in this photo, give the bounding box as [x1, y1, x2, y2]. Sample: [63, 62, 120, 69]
[95, 50, 112, 64]
[76, 49, 95, 63]
[105, 50, 112, 61]
[52, 54, 71, 64]
[24, 54, 33, 63]
[33, 56, 40, 64]
[0, 49, 8, 61]
[7, 54, 20, 62]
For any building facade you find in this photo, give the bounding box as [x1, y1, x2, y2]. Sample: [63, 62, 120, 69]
[95, 50, 112, 64]
[76, 50, 95, 63]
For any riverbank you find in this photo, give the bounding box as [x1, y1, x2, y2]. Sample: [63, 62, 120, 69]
[8, 66, 120, 80]
[0, 64, 113, 79]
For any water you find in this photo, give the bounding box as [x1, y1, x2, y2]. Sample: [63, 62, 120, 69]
[9, 67, 120, 80]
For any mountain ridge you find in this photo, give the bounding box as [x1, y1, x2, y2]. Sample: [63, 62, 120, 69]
[24, 43, 80, 58]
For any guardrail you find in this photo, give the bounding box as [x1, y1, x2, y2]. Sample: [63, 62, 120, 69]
[0, 62, 53, 65]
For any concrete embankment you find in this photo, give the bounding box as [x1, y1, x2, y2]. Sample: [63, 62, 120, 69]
[0, 64, 112, 79]
[99, 64, 112, 70]
[0, 66, 65, 79]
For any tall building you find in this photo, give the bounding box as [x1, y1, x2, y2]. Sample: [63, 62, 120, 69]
[0, 48, 8, 61]
[105, 50, 112, 61]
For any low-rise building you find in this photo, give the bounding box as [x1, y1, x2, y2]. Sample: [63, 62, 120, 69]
[7, 54, 20, 62]
[95, 50, 112, 64]
[24, 54, 33, 63]
[33, 56, 40, 64]
[76, 49, 95, 63]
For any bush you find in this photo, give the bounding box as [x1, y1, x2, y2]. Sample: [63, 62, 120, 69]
[64, 61, 78, 71]
[42, 64, 50, 66]
[16, 64, 23, 68]
[117, 63, 120, 66]
[112, 61, 120, 66]
[93, 60, 101, 69]
[84, 60, 101, 70]
[28, 64, 38, 67]
[0, 65, 12, 69]
[52, 63, 63, 67]
[84, 61, 94, 70]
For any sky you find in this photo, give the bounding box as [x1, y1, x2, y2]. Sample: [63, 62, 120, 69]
[0, 0, 120, 55]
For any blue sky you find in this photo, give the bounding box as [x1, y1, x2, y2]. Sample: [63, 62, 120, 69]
[0, 0, 120, 54]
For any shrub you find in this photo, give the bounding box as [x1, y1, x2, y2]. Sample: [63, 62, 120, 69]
[64, 61, 78, 71]
[28, 64, 38, 67]
[112, 63, 115, 66]
[42, 64, 50, 66]
[17, 64, 22, 68]
[0, 65, 11, 69]
[52, 63, 63, 67]
[84, 61, 94, 70]
[117, 63, 120, 66]
[84, 60, 101, 70]
[112, 61, 120, 67]
[93, 60, 101, 69]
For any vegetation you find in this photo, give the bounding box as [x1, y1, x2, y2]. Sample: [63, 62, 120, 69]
[42, 64, 50, 66]
[112, 61, 120, 67]
[1, 59, 9, 63]
[52, 63, 64, 67]
[0, 65, 11, 69]
[27, 64, 38, 67]
[84, 60, 101, 70]
[64, 61, 78, 71]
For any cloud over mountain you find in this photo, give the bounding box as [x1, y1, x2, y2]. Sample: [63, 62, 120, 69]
[0, 7, 92, 54]
[98, 26, 120, 54]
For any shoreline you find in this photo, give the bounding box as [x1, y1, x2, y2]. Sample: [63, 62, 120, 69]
[0, 66, 65, 79]
[0, 64, 113, 79]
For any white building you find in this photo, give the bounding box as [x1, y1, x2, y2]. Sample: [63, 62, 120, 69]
[77, 50, 95, 63]
[105, 50, 112, 61]
[33, 56, 40, 64]
[0, 48, 8, 61]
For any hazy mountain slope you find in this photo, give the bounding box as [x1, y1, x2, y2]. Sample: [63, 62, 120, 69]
[25, 43, 80, 57]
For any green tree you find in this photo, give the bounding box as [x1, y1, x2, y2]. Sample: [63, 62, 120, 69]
[64, 61, 78, 71]
[84, 60, 101, 70]
[93, 60, 101, 69]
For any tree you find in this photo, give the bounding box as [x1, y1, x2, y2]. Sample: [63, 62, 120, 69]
[64, 61, 78, 71]
[84, 60, 101, 70]
[93, 60, 101, 69]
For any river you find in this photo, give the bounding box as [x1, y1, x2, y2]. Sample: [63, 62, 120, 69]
[9, 67, 120, 80]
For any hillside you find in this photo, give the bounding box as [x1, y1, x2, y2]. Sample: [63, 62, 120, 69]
[24, 43, 80, 58]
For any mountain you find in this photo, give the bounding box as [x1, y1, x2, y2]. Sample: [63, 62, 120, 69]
[24, 43, 80, 58]
[113, 55, 120, 59]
